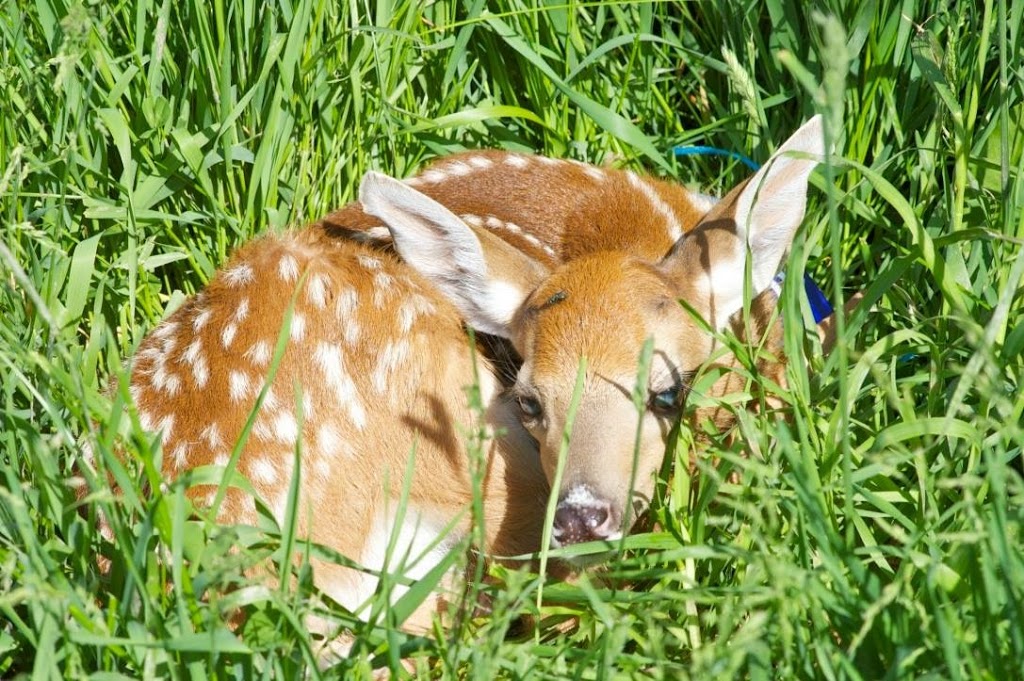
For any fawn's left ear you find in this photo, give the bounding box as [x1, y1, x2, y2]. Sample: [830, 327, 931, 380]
[359, 171, 550, 339]
[662, 115, 829, 329]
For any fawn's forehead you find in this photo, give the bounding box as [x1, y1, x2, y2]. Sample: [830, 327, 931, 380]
[521, 253, 696, 376]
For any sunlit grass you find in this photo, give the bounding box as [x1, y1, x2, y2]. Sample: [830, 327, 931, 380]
[1, 0, 1022, 678]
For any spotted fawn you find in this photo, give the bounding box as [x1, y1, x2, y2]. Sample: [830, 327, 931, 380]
[123, 116, 830, 635]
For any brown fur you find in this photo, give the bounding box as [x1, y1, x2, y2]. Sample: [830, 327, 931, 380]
[317, 150, 706, 263]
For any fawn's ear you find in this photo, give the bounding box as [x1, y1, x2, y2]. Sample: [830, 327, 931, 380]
[662, 115, 828, 329]
[359, 171, 549, 338]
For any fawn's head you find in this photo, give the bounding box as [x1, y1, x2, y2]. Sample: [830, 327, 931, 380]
[360, 116, 827, 552]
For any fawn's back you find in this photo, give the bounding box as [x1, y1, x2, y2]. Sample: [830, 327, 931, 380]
[316, 148, 716, 263]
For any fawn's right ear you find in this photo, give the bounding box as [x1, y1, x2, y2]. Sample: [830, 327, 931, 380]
[661, 115, 828, 330]
[359, 171, 550, 339]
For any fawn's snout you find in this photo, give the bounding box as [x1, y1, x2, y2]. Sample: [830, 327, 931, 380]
[551, 485, 622, 547]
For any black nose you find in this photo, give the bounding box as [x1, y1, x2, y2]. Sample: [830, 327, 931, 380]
[552, 495, 617, 545]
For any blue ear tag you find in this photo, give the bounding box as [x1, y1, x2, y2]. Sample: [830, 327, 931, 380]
[771, 272, 834, 325]
[802, 273, 834, 324]
[673, 143, 834, 326]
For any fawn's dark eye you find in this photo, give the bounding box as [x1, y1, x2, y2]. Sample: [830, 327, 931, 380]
[651, 378, 700, 417]
[517, 394, 543, 421]
[648, 370, 696, 417]
[648, 387, 681, 416]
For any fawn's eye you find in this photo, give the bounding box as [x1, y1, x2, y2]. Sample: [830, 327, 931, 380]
[517, 394, 543, 421]
[647, 370, 696, 418]
[648, 387, 680, 416]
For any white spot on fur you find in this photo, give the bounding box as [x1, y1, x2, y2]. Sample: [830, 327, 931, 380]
[372, 340, 410, 394]
[335, 287, 358, 320]
[290, 314, 306, 342]
[538, 156, 560, 166]
[307, 274, 330, 310]
[181, 338, 210, 388]
[372, 273, 394, 308]
[221, 323, 237, 349]
[213, 452, 229, 467]
[468, 214, 556, 258]
[521, 233, 557, 258]
[224, 263, 254, 287]
[344, 320, 361, 346]
[201, 423, 223, 449]
[398, 294, 435, 333]
[420, 169, 448, 184]
[155, 415, 175, 442]
[279, 254, 299, 282]
[160, 372, 181, 397]
[152, 321, 179, 341]
[444, 160, 472, 177]
[315, 422, 347, 459]
[314, 342, 366, 430]
[467, 155, 494, 170]
[244, 340, 272, 367]
[398, 303, 418, 334]
[235, 298, 250, 322]
[192, 308, 212, 332]
[357, 254, 382, 271]
[250, 458, 278, 485]
[626, 171, 683, 242]
[182, 339, 202, 366]
[136, 346, 161, 363]
[500, 219, 525, 235]
[172, 443, 190, 470]
[263, 387, 280, 412]
[273, 411, 298, 445]
[149, 346, 181, 395]
[229, 371, 251, 403]
[584, 166, 606, 182]
[504, 155, 529, 169]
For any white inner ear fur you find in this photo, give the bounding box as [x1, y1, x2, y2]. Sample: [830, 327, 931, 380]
[359, 171, 488, 280]
[484, 279, 528, 329]
[710, 115, 828, 326]
[358, 171, 536, 338]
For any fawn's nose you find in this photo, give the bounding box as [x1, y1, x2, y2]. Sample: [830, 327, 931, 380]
[551, 487, 620, 546]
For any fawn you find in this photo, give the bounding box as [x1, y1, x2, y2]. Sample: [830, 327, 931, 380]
[125, 116, 831, 635]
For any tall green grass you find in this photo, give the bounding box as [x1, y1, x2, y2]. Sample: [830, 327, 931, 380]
[1, 0, 1022, 677]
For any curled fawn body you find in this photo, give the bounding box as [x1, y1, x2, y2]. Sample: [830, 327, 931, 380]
[127, 117, 828, 634]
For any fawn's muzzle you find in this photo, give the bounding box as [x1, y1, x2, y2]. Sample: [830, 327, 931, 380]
[551, 486, 621, 547]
